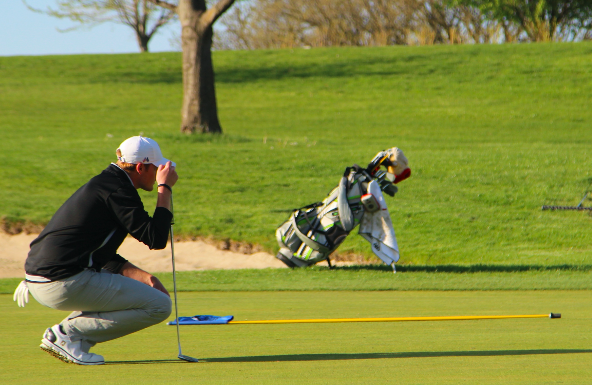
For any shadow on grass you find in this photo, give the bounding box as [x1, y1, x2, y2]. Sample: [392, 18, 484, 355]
[90, 56, 408, 85]
[202, 349, 592, 363]
[102, 349, 592, 365]
[324, 264, 592, 273]
[105, 359, 190, 365]
[89, 49, 463, 85]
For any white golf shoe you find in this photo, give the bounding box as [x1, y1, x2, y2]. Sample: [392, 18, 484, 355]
[40, 325, 104, 365]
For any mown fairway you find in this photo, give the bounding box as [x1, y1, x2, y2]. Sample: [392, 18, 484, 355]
[2, 43, 592, 264]
[1, 290, 590, 384]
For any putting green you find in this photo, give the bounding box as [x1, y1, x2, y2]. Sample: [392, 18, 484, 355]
[2, 291, 590, 384]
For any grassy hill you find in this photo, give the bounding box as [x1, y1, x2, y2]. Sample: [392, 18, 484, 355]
[1, 42, 592, 265]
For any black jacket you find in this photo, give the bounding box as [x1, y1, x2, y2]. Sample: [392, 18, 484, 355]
[25, 164, 173, 281]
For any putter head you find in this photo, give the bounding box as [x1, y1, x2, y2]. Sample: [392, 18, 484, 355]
[178, 354, 199, 362]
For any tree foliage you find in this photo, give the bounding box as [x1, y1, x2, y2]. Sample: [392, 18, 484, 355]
[216, 0, 592, 49]
[455, 0, 592, 41]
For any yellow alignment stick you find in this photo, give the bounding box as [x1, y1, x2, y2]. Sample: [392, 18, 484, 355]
[228, 313, 561, 325]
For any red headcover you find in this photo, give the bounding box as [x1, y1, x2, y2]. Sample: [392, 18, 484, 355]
[394, 168, 411, 184]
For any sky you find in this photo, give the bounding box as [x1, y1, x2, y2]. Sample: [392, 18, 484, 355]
[1, 1, 181, 56]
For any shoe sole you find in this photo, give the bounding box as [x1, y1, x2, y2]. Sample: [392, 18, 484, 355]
[40, 343, 72, 364]
[40, 340, 104, 365]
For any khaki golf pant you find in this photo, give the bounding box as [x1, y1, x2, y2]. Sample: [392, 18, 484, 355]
[27, 269, 172, 349]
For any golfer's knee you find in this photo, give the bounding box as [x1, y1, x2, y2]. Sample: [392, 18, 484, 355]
[148, 294, 172, 323]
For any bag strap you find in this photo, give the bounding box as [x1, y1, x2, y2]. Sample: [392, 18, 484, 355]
[338, 173, 355, 231]
[290, 213, 331, 254]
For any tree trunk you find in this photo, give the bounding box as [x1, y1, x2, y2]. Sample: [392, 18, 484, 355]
[136, 33, 150, 52]
[179, 0, 222, 134]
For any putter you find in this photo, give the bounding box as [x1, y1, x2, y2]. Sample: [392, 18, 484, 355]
[170, 194, 199, 363]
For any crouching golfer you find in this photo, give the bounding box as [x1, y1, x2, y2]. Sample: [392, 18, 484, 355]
[13, 136, 178, 365]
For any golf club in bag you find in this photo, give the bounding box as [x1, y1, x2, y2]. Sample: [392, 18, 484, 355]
[169, 194, 199, 363]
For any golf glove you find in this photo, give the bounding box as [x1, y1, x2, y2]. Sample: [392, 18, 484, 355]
[13, 281, 29, 308]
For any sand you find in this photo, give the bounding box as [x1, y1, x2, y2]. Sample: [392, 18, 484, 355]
[0, 232, 286, 279]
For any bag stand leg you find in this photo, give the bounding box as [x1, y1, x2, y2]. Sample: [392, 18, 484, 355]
[326, 258, 333, 269]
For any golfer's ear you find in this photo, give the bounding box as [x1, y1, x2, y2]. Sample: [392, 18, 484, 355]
[135, 163, 143, 174]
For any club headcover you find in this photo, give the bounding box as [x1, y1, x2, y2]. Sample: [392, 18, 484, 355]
[386, 147, 408, 173]
[394, 167, 411, 184]
[384, 147, 410, 184]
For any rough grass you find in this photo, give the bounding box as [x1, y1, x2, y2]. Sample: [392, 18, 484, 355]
[2, 43, 592, 265]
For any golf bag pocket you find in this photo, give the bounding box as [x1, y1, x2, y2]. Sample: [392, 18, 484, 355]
[276, 206, 336, 266]
[276, 220, 301, 252]
[361, 193, 380, 213]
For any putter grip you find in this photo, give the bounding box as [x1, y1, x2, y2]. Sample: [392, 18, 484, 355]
[550, 313, 561, 319]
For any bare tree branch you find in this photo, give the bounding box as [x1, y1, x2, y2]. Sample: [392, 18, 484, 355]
[148, 8, 177, 37]
[147, 0, 177, 12]
[201, 0, 236, 29]
[24, 0, 179, 52]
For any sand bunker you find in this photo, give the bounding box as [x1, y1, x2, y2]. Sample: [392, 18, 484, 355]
[0, 232, 286, 279]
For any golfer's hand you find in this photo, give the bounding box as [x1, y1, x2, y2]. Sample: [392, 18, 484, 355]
[156, 161, 178, 188]
[121, 261, 170, 297]
[148, 275, 170, 297]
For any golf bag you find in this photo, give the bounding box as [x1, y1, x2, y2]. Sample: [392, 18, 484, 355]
[275, 148, 410, 269]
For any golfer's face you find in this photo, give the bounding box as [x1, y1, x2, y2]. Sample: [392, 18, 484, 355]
[140, 163, 158, 191]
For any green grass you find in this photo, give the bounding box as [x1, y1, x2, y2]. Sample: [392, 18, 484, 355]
[2, 43, 592, 265]
[3, 44, 591, 383]
[157, 266, 592, 291]
[2, 265, 591, 294]
[2, 290, 591, 384]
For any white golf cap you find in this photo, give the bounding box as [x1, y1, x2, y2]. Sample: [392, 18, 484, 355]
[117, 136, 175, 167]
